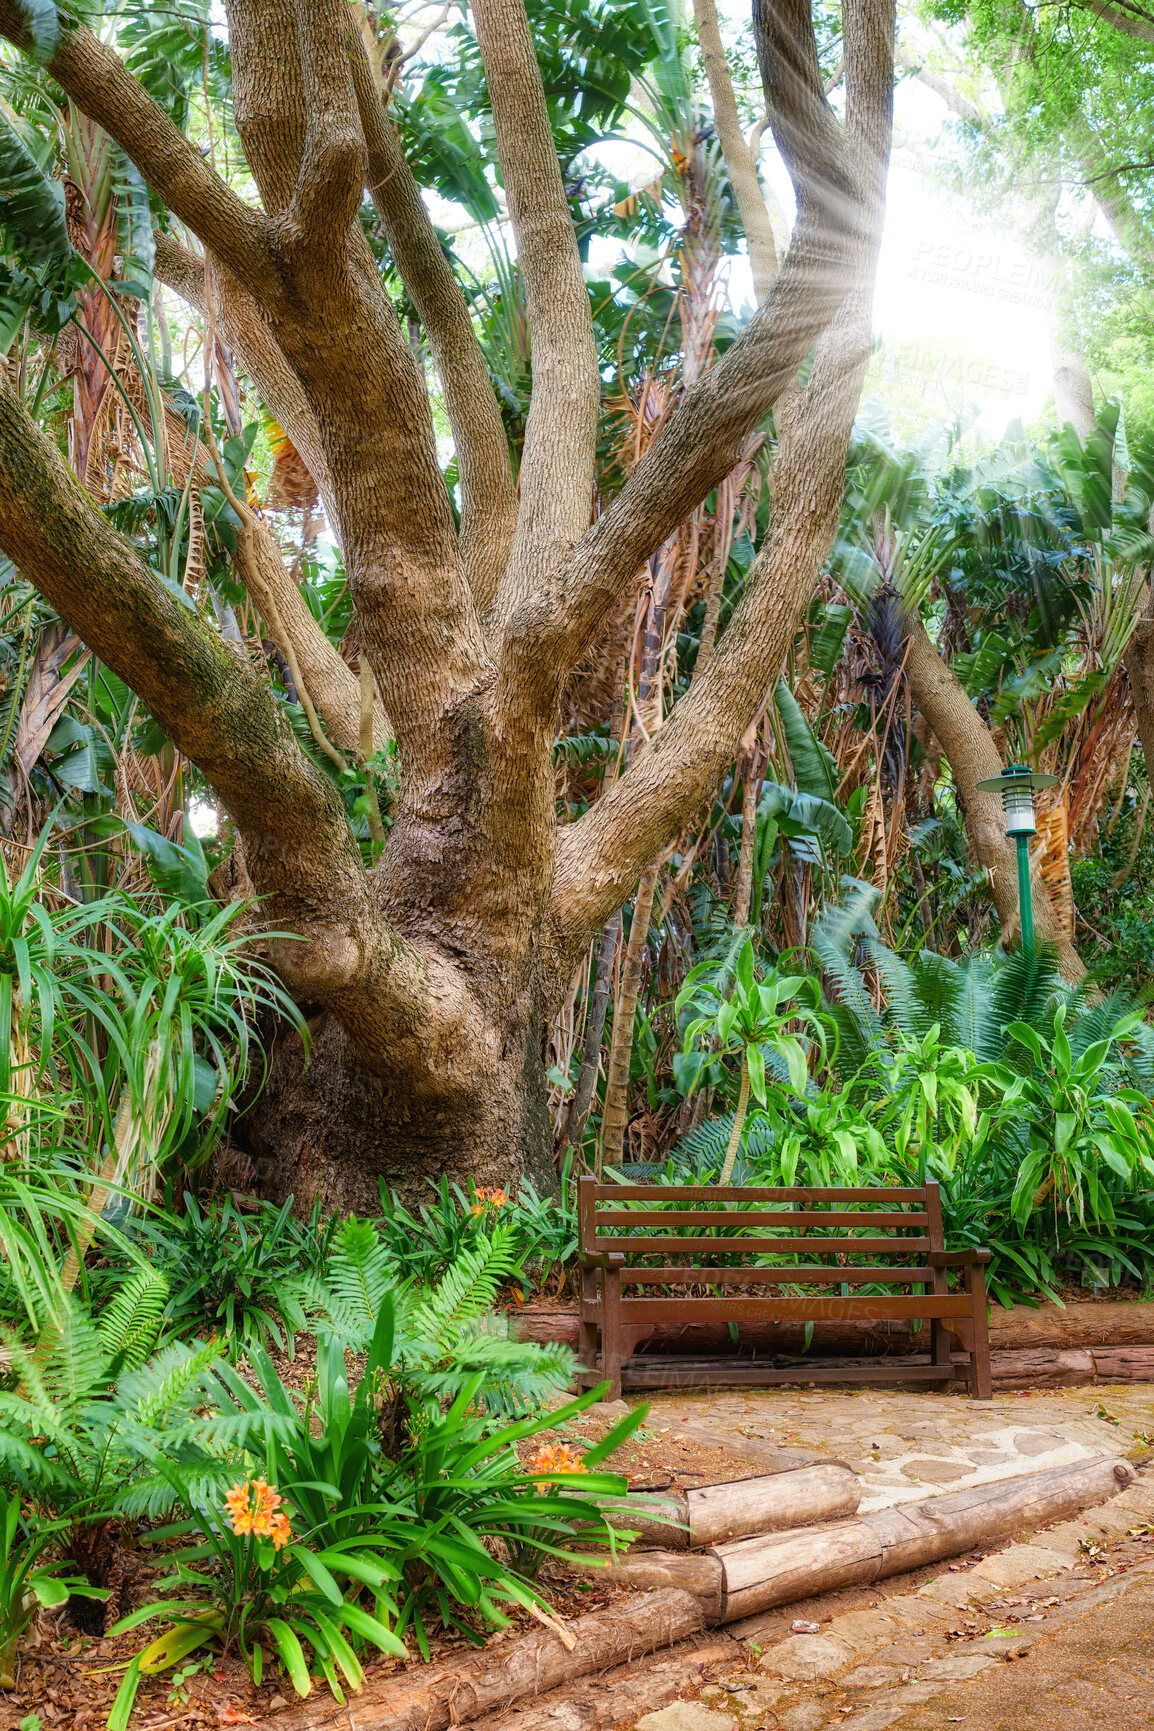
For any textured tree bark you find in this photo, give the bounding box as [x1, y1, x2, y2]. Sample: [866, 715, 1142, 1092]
[692, 0, 779, 302]
[1124, 588, 1154, 792]
[903, 615, 1086, 983]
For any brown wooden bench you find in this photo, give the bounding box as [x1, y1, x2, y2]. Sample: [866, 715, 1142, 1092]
[576, 1178, 992, 1400]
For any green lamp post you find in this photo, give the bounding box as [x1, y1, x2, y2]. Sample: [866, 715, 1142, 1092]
[975, 764, 1060, 955]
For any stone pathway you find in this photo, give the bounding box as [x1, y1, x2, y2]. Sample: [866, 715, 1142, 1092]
[637, 1383, 1154, 1510]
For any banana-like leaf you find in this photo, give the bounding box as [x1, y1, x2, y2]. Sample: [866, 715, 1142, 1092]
[774, 680, 839, 803]
[0, 110, 68, 267]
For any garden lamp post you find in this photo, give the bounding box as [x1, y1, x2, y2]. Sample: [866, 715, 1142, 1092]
[975, 764, 1059, 956]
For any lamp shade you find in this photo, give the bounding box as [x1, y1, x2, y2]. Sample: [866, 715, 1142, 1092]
[975, 765, 1060, 840]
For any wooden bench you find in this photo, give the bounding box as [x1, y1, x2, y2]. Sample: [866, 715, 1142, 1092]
[576, 1178, 992, 1400]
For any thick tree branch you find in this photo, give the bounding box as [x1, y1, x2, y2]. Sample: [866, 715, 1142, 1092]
[0, 379, 486, 1069]
[904, 615, 1085, 984]
[497, 0, 864, 721]
[693, 0, 779, 301]
[474, 0, 600, 622]
[226, 0, 306, 214]
[0, 3, 272, 298]
[291, 0, 366, 244]
[547, 0, 895, 959]
[348, 28, 518, 610]
[549, 297, 875, 955]
[1069, 0, 1154, 42]
[154, 234, 335, 512]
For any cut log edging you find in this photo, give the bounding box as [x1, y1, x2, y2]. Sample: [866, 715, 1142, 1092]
[582, 1455, 1138, 1623]
[602, 1461, 861, 1549]
[514, 1304, 1154, 1388]
[275, 1457, 1136, 1731]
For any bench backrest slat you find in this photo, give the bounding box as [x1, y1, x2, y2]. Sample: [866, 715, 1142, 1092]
[592, 1209, 928, 1229]
[579, 1177, 945, 1273]
[593, 1234, 929, 1256]
[597, 1185, 927, 1202]
[622, 1265, 933, 1284]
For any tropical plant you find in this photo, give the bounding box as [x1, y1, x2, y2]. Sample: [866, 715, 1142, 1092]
[146, 1192, 326, 1358]
[0, 1274, 225, 1538]
[676, 937, 830, 1183]
[0, 1496, 103, 1689]
[107, 1472, 405, 1712]
[309, 1220, 577, 1421]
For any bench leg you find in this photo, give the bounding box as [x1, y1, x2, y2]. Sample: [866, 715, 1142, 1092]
[966, 1262, 992, 1400]
[577, 1265, 599, 1389]
[602, 1262, 624, 1401]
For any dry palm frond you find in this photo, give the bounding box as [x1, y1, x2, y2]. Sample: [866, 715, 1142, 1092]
[264, 417, 320, 514]
[1034, 792, 1074, 942]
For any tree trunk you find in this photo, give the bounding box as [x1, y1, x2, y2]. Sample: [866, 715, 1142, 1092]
[233, 998, 556, 1213]
[0, 0, 897, 1207]
[1124, 586, 1154, 790]
[904, 614, 1086, 983]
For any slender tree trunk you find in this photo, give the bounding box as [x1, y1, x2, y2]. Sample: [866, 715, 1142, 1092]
[733, 742, 760, 928]
[718, 1049, 750, 1185]
[597, 862, 661, 1175]
[692, 0, 779, 303]
[1124, 584, 1154, 794]
[904, 613, 1085, 982]
[563, 911, 620, 1161]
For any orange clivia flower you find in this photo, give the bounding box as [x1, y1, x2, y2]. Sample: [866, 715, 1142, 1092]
[225, 1478, 294, 1549]
[526, 1442, 587, 1482]
[470, 1186, 510, 1216]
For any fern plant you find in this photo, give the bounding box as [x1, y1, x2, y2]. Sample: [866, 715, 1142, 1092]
[0, 1274, 227, 1526]
[307, 1220, 576, 1421]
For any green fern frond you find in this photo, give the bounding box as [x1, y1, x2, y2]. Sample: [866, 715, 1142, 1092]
[98, 1270, 168, 1372]
[408, 1228, 521, 1346]
[119, 1337, 221, 1430]
[31, 1301, 108, 1414]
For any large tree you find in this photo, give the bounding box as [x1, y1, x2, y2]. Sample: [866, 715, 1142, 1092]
[0, 0, 895, 1209]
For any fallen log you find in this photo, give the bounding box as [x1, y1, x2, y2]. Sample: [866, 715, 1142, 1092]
[687, 1463, 860, 1546]
[602, 1462, 861, 1549]
[1092, 1345, 1154, 1381]
[715, 1455, 1137, 1619]
[273, 1588, 705, 1731]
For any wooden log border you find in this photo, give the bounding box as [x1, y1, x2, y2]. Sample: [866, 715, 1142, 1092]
[275, 1457, 1139, 1731]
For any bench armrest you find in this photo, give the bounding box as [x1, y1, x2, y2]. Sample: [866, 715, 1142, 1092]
[578, 1250, 626, 1270]
[928, 1249, 992, 1267]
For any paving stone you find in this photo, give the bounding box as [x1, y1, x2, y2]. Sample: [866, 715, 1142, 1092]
[839, 1665, 904, 1688]
[874, 1684, 940, 1705]
[824, 1611, 900, 1653]
[1033, 1522, 1091, 1556]
[776, 1706, 829, 1731]
[1011, 1431, 1067, 1456]
[885, 1595, 963, 1628]
[758, 1635, 856, 1682]
[868, 1641, 940, 1666]
[900, 1458, 974, 1483]
[1079, 1501, 1139, 1536]
[916, 1573, 989, 1605]
[1113, 1481, 1154, 1519]
[635, 1706, 738, 1731]
[971, 1544, 1071, 1587]
[836, 1711, 905, 1731]
[950, 1631, 1044, 1655]
[915, 1652, 999, 1681]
